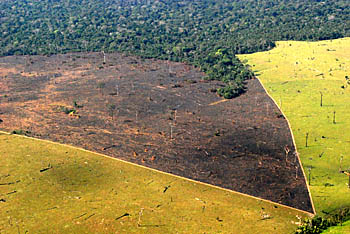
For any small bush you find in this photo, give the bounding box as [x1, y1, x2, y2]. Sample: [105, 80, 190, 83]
[12, 129, 31, 136]
[217, 84, 245, 99]
[53, 105, 76, 114]
[73, 101, 83, 108]
[296, 217, 333, 234]
[61, 107, 76, 114]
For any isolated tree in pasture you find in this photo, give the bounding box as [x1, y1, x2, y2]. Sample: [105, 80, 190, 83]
[308, 166, 312, 186]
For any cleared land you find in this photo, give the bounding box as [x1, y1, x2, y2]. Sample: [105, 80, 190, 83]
[0, 133, 309, 233]
[0, 53, 312, 212]
[239, 37, 350, 215]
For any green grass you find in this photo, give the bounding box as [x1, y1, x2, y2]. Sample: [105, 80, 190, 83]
[239, 37, 350, 215]
[322, 219, 350, 234]
[0, 133, 308, 233]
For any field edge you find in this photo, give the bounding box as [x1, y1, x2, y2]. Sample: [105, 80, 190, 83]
[0, 130, 315, 216]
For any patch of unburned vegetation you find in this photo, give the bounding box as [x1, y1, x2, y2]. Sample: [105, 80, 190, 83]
[0, 133, 308, 233]
[239, 37, 350, 215]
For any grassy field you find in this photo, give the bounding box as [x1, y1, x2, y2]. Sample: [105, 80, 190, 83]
[0, 132, 308, 233]
[322, 219, 350, 234]
[239, 37, 350, 215]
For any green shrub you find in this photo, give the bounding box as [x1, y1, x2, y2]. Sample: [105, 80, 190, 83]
[217, 83, 246, 99]
[12, 129, 31, 136]
[296, 207, 350, 233]
[53, 105, 76, 114]
[296, 217, 333, 234]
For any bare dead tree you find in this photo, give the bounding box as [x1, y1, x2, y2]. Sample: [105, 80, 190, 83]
[102, 50, 106, 64]
[24, 55, 29, 73]
[333, 111, 336, 124]
[170, 123, 174, 140]
[137, 208, 144, 227]
[340, 169, 350, 189]
[167, 60, 172, 74]
[266, 103, 269, 115]
[320, 91, 323, 107]
[294, 151, 298, 163]
[113, 84, 119, 96]
[284, 145, 290, 163]
[339, 155, 350, 188]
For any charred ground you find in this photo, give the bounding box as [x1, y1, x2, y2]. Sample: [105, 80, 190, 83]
[0, 53, 312, 212]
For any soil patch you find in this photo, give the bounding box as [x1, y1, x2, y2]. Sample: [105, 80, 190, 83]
[0, 52, 312, 212]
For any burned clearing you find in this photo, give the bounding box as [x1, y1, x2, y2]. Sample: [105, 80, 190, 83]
[0, 53, 312, 212]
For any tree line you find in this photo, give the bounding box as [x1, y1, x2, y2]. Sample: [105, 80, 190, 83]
[1, 0, 349, 98]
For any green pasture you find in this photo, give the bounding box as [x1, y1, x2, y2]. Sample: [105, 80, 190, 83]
[239, 37, 350, 214]
[0, 133, 307, 233]
[322, 219, 350, 234]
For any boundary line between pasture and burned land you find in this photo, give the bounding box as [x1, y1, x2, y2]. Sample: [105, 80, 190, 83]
[254, 77, 316, 215]
[0, 130, 314, 216]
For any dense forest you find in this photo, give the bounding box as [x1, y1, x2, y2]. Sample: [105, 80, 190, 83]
[1, 0, 350, 98]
